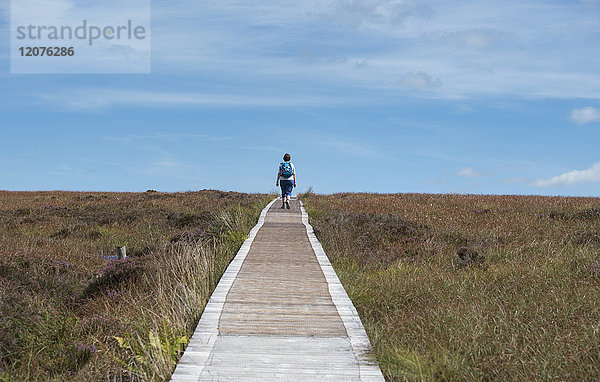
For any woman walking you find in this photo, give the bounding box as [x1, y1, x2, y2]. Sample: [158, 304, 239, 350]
[276, 153, 296, 209]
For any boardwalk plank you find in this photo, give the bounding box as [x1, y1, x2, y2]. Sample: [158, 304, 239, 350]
[170, 198, 383, 381]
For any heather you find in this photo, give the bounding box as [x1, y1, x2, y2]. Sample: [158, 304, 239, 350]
[302, 193, 600, 381]
[0, 190, 271, 381]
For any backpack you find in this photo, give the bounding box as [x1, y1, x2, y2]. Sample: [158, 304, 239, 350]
[280, 162, 293, 178]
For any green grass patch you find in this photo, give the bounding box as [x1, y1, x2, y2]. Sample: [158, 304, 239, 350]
[0, 190, 272, 381]
[302, 193, 600, 381]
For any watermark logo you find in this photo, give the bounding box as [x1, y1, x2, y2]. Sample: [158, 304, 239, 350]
[11, 0, 151, 73]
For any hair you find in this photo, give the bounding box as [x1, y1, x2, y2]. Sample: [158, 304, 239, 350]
[283, 153, 291, 161]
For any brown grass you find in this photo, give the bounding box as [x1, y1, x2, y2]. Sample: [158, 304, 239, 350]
[0, 190, 272, 381]
[301, 192, 600, 381]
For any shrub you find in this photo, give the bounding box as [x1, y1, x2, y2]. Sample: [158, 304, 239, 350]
[84, 258, 144, 297]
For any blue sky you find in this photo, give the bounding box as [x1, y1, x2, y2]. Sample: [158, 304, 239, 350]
[1, 0, 600, 195]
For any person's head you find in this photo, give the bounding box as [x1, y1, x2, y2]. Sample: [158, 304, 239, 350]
[283, 153, 291, 162]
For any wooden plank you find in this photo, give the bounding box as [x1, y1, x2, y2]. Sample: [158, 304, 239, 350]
[170, 198, 384, 381]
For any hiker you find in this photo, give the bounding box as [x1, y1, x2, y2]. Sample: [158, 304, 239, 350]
[276, 153, 296, 209]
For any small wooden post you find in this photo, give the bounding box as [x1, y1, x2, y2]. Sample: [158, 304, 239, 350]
[117, 246, 127, 259]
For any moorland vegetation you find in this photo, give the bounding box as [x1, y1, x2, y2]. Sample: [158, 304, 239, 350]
[302, 192, 600, 381]
[0, 190, 271, 381]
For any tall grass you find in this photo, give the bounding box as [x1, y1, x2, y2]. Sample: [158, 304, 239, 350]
[105, 205, 264, 381]
[301, 193, 600, 381]
[0, 190, 271, 381]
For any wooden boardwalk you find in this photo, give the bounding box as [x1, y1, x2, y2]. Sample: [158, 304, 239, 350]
[170, 198, 384, 381]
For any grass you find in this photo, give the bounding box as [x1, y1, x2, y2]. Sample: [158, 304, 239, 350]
[301, 192, 600, 381]
[0, 190, 272, 381]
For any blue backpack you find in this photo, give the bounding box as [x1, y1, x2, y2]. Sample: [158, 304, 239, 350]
[280, 162, 293, 178]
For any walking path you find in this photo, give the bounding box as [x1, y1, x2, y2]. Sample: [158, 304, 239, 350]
[170, 198, 384, 381]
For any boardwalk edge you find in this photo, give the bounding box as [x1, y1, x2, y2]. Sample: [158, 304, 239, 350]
[300, 200, 385, 381]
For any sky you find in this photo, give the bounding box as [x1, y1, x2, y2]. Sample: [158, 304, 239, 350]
[1, 0, 600, 196]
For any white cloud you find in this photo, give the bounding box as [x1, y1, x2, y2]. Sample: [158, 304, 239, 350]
[580, 0, 600, 7]
[325, 0, 433, 29]
[453, 104, 474, 114]
[102, 133, 231, 143]
[301, 129, 378, 158]
[326, 139, 376, 157]
[396, 71, 441, 90]
[457, 167, 483, 178]
[439, 28, 504, 49]
[138, 157, 204, 180]
[534, 162, 600, 187]
[35, 89, 342, 110]
[570, 106, 600, 124]
[10, 1, 600, 101]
